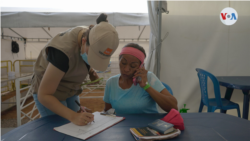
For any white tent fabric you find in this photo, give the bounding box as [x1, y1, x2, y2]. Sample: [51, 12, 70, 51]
[1, 12, 149, 28]
[1, 0, 148, 13]
[146, 1, 169, 113]
[145, 1, 168, 77]
[1, 26, 151, 59]
[160, 1, 250, 116]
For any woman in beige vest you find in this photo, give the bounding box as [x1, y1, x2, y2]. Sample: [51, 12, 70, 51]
[32, 13, 119, 126]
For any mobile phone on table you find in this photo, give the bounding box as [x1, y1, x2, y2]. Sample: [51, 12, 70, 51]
[133, 64, 144, 86]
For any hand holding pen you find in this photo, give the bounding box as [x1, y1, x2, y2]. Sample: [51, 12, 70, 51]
[75, 100, 95, 123]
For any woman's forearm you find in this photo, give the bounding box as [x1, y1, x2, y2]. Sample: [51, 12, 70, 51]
[38, 94, 76, 121]
[104, 103, 112, 112]
[37, 63, 77, 120]
[146, 87, 178, 112]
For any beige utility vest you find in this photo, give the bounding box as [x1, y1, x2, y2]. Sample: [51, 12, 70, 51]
[31, 26, 89, 101]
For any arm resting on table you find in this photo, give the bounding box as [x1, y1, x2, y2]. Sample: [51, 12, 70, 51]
[104, 103, 113, 112]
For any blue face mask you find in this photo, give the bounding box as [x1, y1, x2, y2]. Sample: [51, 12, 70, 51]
[80, 53, 89, 65]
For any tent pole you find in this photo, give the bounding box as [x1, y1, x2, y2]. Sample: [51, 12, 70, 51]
[42, 27, 52, 38]
[156, 1, 162, 78]
[8, 28, 24, 39]
[1, 28, 3, 39]
[137, 26, 146, 41]
[24, 38, 27, 59]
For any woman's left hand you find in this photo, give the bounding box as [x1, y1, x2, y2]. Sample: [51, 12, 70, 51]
[77, 106, 93, 113]
[133, 67, 148, 88]
[84, 107, 93, 113]
[89, 68, 99, 82]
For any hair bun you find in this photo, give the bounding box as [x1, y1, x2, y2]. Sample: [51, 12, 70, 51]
[96, 13, 108, 24]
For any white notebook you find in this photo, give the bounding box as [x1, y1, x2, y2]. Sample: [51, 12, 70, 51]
[54, 112, 125, 140]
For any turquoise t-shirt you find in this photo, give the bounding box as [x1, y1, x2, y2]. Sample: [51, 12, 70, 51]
[103, 71, 165, 114]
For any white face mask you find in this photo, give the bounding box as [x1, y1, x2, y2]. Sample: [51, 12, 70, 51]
[80, 45, 89, 65]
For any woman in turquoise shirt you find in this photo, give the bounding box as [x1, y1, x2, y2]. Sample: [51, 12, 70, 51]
[103, 43, 178, 114]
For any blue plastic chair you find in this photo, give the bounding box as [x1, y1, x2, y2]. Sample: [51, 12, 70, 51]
[196, 68, 241, 117]
[161, 82, 173, 95]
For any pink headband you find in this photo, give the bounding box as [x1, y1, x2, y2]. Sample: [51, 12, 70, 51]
[119, 47, 145, 65]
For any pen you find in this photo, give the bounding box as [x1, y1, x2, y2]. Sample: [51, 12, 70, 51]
[75, 100, 86, 112]
[75, 100, 95, 123]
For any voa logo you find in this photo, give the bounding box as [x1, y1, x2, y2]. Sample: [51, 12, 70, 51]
[220, 7, 238, 26]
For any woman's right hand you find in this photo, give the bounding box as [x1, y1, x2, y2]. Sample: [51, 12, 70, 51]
[71, 112, 94, 126]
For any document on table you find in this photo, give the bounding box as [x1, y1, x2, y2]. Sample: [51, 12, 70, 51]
[54, 112, 125, 140]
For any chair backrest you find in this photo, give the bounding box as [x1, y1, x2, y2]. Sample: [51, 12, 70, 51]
[1, 60, 12, 92]
[13, 60, 36, 74]
[161, 82, 173, 95]
[195, 68, 222, 107]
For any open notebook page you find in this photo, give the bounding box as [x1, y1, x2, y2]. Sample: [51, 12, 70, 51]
[54, 112, 124, 140]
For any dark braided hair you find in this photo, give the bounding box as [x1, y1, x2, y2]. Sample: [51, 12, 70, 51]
[96, 13, 108, 24]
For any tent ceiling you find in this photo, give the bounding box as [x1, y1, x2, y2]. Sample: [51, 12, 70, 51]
[2, 28, 20, 38]
[8, 28, 51, 38]
[1, 1, 148, 13]
[2, 26, 151, 41]
[1, 12, 149, 28]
